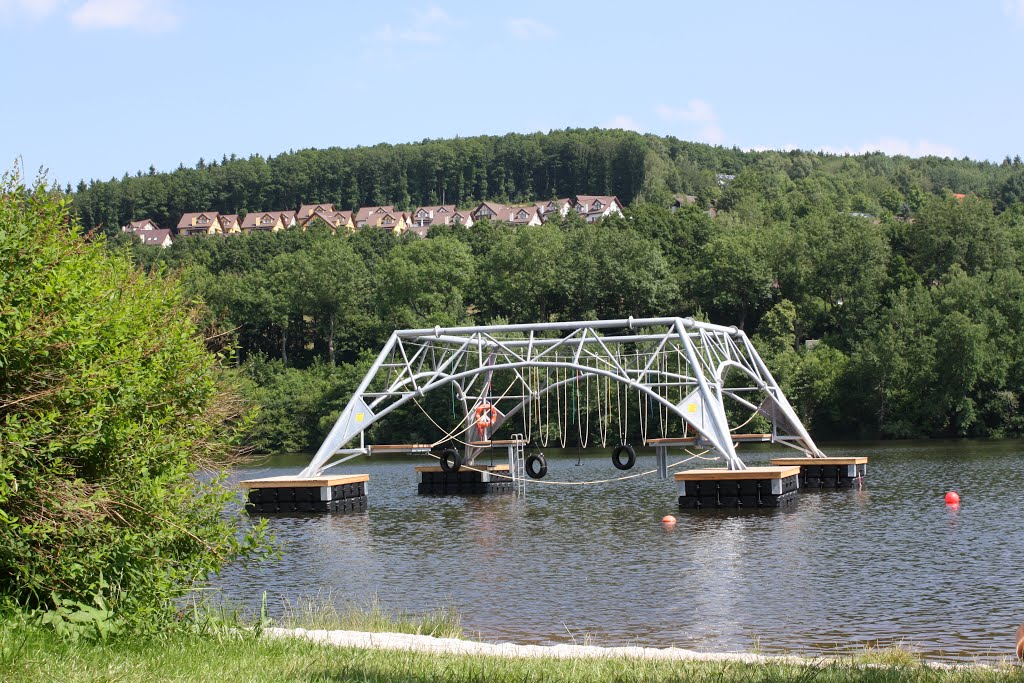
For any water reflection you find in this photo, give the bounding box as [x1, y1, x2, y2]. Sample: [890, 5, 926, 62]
[215, 440, 1024, 662]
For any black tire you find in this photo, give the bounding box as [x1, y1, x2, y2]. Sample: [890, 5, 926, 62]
[611, 443, 636, 471]
[439, 448, 462, 473]
[525, 453, 548, 479]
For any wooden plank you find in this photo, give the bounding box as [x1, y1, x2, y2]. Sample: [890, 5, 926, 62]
[468, 439, 526, 446]
[733, 433, 773, 441]
[240, 474, 369, 489]
[648, 434, 772, 446]
[647, 437, 698, 445]
[369, 444, 433, 452]
[674, 466, 800, 481]
[770, 456, 868, 466]
[415, 464, 511, 473]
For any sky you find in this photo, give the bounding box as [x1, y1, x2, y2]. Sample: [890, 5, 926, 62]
[2, 0, 1023, 187]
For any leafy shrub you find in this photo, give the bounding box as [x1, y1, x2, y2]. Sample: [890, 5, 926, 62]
[0, 175, 267, 629]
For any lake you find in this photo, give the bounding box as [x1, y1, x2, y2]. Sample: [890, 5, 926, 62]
[215, 439, 1024, 662]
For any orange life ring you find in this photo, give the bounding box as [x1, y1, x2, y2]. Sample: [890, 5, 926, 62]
[474, 403, 498, 431]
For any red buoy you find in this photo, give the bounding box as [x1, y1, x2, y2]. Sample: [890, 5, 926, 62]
[945, 491, 960, 505]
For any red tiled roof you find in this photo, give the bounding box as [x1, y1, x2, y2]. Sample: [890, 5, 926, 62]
[125, 218, 159, 231]
[177, 212, 219, 229]
[297, 203, 337, 220]
[354, 206, 396, 223]
[138, 229, 173, 246]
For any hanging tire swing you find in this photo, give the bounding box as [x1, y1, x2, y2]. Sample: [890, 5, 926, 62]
[525, 452, 548, 479]
[611, 443, 636, 471]
[439, 447, 463, 473]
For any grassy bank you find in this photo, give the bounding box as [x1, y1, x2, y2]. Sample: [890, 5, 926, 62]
[3, 622, 1022, 683]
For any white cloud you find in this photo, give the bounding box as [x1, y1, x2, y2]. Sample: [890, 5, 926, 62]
[822, 138, 960, 159]
[656, 100, 716, 124]
[607, 115, 644, 132]
[508, 17, 554, 40]
[1003, 0, 1024, 25]
[0, 0, 60, 19]
[374, 5, 455, 43]
[656, 99, 724, 145]
[70, 0, 179, 31]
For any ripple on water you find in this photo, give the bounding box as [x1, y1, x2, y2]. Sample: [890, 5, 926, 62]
[215, 440, 1024, 662]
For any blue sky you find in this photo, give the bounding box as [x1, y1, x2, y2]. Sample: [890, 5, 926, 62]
[3, 0, 1023, 187]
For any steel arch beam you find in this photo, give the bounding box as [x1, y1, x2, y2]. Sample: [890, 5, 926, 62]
[299, 317, 823, 477]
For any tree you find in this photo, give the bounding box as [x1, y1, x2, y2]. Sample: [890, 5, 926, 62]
[695, 229, 774, 330]
[375, 236, 476, 331]
[295, 236, 371, 364]
[0, 178, 265, 626]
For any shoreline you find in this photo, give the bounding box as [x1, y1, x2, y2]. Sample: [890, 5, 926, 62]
[262, 627, 1008, 670]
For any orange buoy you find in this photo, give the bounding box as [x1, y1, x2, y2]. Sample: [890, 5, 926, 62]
[661, 515, 677, 525]
[944, 491, 960, 505]
[1016, 623, 1024, 661]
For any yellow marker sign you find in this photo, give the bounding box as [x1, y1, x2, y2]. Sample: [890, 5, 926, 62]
[355, 413, 365, 422]
[687, 403, 698, 413]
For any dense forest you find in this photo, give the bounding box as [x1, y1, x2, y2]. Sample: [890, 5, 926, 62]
[82, 128, 1024, 452]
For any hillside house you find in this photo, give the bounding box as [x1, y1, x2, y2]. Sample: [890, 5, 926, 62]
[535, 198, 572, 219]
[573, 195, 623, 222]
[177, 212, 220, 236]
[411, 205, 475, 230]
[241, 211, 297, 233]
[218, 214, 242, 234]
[355, 206, 408, 233]
[471, 201, 507, 223]
[506, 205, 543, 225]
[122, 218, 160, 233]
[135, 229, 174, 248]
[304, 210, 354, 233]
[297, 203, 337, 222]
[355, 206, 394, 227]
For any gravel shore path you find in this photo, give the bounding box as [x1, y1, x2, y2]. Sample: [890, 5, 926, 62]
[263, 628, 798, 664]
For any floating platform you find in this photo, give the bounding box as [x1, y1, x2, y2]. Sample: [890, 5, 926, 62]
[769, 457, 867, 489]
[675, 466, 800, 509]
[417, 463, 513, 496]
[241, 474, 369, 514]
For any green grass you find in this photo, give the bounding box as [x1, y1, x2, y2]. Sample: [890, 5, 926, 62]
[2, 619, 1023, 683]
[277, 593, 462, 638]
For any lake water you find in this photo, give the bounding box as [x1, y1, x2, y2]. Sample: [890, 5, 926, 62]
[215, 440, 1024, 662]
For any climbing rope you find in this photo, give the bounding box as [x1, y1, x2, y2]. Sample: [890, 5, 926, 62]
[418, 447, 719, 487]
[577, 370, 590, 449]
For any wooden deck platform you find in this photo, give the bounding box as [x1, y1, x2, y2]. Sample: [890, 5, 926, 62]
[240, 473, 369, 488]
[769, 456, 868, 466]
[676, 466, 801, 509]
[769, 456, 868, 489]
[674, 465, 801, 481]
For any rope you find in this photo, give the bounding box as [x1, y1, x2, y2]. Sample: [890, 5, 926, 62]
[420, 448, 719, 487]
[557, 367, 568, 448]
[730, 409, 759, 433]
[539, 367, 550, 447]
[578, 370, 590, 449]
[596, 372, 609, 448]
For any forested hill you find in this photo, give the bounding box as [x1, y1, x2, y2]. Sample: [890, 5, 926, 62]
[92, 128, 1024, 451]
[73, 128, 1024, 236]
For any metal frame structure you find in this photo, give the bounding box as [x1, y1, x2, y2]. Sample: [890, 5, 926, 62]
[299, 317, 824, 478]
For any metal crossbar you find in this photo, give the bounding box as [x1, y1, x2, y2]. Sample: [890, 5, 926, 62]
[300, 317, 824, 477]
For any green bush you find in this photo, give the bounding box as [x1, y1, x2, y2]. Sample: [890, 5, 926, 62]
[0, 175, 266, 628]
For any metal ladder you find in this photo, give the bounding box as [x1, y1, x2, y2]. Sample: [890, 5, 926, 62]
[509, 434, 527, 497]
